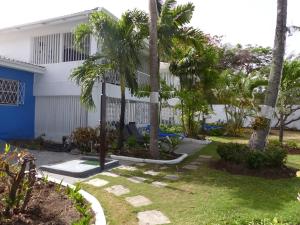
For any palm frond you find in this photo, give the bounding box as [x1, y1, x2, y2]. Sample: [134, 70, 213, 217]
[172, 2, 194, 26]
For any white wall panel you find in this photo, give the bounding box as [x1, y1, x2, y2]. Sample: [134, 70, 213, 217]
[35, 96, 87, 141]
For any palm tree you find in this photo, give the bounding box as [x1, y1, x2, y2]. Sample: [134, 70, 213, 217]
[71, 10, 148, 155]
[249, 0, 288, 150]
[148, 0, 200, 158]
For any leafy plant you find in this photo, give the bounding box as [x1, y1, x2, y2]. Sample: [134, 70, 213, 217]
[66, 184, 92, 225]
[71, 127, 99, 153]
[217, 143, 249, 164]
[0, 146, 37, 217]
[126, 136, 137, 149]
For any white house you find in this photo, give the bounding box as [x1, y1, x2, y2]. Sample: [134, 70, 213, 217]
[0, 8, 153, 141]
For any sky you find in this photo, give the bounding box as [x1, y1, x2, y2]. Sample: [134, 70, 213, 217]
[0, 0, 299, 54]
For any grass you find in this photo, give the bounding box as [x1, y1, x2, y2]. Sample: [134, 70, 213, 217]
[80, 132, 300, 225]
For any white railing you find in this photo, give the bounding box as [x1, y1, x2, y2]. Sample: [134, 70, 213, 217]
[105, 70, 150, 87]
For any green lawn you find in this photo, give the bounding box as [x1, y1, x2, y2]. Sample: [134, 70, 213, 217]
[80, 135, 300, 225]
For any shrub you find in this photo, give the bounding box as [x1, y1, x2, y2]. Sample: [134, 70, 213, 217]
[264, 145, 287, 168]
[71, 127, 99, 153]
[0, 145, 37, 217]
[126, 136, 137, 149]
[160, 124, 183, 134]
[217, 142, 287, 169]
[285, 140, 298, 149]
[207, 128, 225, 136]
[246, 151, 266, 169]
[217, 143, 249, 164]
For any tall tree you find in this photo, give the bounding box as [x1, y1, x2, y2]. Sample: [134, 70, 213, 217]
[71, 10, 148, 155]
[249, 0, 288, 150]
[274, 60, 300, 142]
[147, 0, 199, 157]
[149, 0, 160, 158]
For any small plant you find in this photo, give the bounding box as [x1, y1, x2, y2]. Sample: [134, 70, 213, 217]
[217, 143, 249, 164]
[126, 136, 137, 149]
[71, 127, 99, 153]
[285, 140, 298, 149]
[0, 145, 37, 217]
[66, 184, 92, 225]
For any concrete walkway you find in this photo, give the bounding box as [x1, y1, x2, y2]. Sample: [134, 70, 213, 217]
[175, 138, 206, 155]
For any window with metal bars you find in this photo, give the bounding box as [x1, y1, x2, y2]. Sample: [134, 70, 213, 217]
[0, 78, 25, 105]
[31, 34, 61, 64]
[63, 33, 90, 62]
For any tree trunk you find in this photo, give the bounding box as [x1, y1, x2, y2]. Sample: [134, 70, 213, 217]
[149, 0, 160, 159]
[279, 113, 284, 143]
[99, 80, 107, 170]
[118, 75, 126, 151]
[249, 0, 287, 150]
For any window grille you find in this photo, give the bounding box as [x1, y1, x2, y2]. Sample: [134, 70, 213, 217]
[0, 78, 25, 105]
[31, 34, 61, 64]
[63, 33, 90, 62]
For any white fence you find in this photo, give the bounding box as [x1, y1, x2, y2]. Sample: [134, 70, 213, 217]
[35, 96, 88, 141]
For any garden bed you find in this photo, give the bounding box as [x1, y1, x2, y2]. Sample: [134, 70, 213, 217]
[0, 181, 94, 225]
[212, 160, 297, 179]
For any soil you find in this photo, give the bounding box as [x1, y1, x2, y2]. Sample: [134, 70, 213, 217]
[114, 148, 180, 160]
[212, 160, 297, 179]
[285, 147, 300, 155]
[0, 181, 93, 225]
[8, 140, 68, 153]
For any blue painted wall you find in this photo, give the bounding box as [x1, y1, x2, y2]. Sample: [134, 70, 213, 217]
[0, 66, 35, 140]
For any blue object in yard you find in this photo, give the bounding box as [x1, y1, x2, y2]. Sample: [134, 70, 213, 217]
[203, 124, 223, 131]
[146, 125, 185, 140]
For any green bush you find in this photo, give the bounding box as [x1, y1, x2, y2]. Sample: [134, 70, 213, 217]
[207, 128, 225, 136]
[246, 151, 266, 169]
[217, 143, 249, 164]
[264, 145, 287, 168]
[160, 124, 183, 134]
[285, 140, 298, 148]
[126, 136, 137, 149]
[217, 143, 287, 169]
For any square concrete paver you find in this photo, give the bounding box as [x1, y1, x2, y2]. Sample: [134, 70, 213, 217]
[101, 172, 119, 177]
[183, 164, 198, 170]
[85, 178, 109, 187]
[144, 170, 160, 176]
[117, 165, 137, 171]
[159, 166, 169, 170]
[127, 176, 147, 184]
[190, 161, 202, 165]
[105, 185, 130, 196]
[164, 174, 179, 181]
[138, 210, 171, 225]
[125, 195, 152, 207]
[136, 163, 147, 167]
[199, 155, 212, 159]
[152, 181, 168, 188]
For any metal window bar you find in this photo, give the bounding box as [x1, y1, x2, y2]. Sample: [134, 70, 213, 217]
[0, 78, 25, 105]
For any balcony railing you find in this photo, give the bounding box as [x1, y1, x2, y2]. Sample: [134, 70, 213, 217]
[105, 70, 150, 87]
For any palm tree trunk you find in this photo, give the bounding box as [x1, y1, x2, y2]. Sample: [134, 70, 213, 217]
[279, 113, 284, 143]
[118, 74, 126, 151]
[99, 79, 107, 170]
[149, 0, 160, 159]
[249, 0, 287, 150]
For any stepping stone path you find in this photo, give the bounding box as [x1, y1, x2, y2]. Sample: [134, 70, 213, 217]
[159, 166, 169, 170]
[137, 210, 171, 225]
[144, 170, 160, 176]
[127, 176, 147, 184]
[125, 195, 152, 207]
[105, 185, 130, 196]
[152, 181, 168, 188]
[136, 163, 146, 167]
[190, 161, 202, 165]
[117, 165, 137, 171]
[164, 174, 179, 181]
[101, 171, 119, 177]
[183, 164, 198, 170]
[85, 178, 109, 187]
[198, 155, 212, 160]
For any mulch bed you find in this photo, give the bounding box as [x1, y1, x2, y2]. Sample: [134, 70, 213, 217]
[0, 182, 92, 225]
[285, 147, 300, 155]
[212, 160, 297, 179]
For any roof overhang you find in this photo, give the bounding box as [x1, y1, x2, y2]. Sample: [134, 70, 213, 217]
[0, 8, 103, 34]
[0, 57, 46, 74]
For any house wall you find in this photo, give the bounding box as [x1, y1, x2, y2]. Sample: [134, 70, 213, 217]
[0, 66, 35, 140]
[0, 16, 152, 142]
